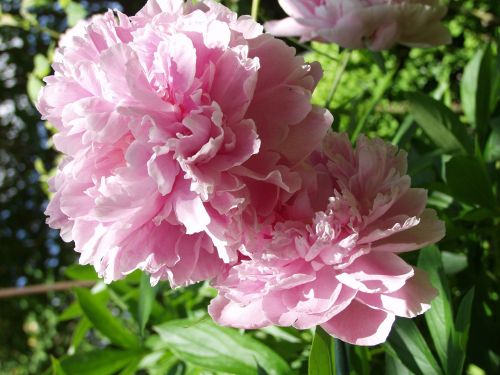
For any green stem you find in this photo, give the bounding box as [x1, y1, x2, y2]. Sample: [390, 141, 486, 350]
[251, 0, 260, 21]
[350, 69, 394, 143]
[325, 50, 352, 108]
[334, 338, 350, 375]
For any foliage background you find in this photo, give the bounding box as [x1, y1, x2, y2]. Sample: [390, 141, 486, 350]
[0, 0, 498, 374]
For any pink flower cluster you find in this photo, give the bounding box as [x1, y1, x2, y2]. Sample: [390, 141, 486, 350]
[39, 0, 330, 285]
[210, 133, 444, 345]
[39, 0, 444, 345]
[265, 0, 452, 50]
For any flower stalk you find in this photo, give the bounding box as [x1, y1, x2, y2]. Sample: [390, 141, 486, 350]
[251, 0, 260, 21]
[325, 49, 352, 108]
[334, 338, 350, 375]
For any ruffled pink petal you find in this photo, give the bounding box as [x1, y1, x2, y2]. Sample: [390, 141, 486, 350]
[278, 106, 332, 164]
[147, 149, 180, 196]
[208, 295, 271, 329]
[210, 49, 259, 123]
[261, 267, 346, 328]
[135, 0, 183, 21]
[264, 17, 315, 38]
[247, 35, 319, 149]
[356, 268, 437, 318]
[371, 209, 445, 253]
[321, 300, 396, 346]
[154, 34, 197, 95]
[336, 252, 414, 294]
[174, 195, 211, 234]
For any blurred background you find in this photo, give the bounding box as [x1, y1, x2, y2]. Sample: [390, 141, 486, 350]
[0, 0, 499, 374]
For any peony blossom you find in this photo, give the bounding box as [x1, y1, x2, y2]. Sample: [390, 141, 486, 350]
[209, 132, 445, 345]
[38, 0, 331, 285]
[265, 0, 452, 50]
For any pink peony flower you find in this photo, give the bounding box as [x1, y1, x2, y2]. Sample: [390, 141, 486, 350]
[38, 0, 331, 285]
[209, 132, 445, 345]
[265, 0, 452, 50]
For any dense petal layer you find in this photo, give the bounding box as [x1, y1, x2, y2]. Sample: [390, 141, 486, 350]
[40, 0, 330, 285]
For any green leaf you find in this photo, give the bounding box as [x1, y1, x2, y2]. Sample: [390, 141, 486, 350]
[333, 339, 349, 375]
[385, 318, 443, 375]
[441, 251, 468, 275]
[33, 54, 51, 79]
[68, 317, 92, 355]
[123, 269, 143, 284]
[392, 115, 415, 146]
[51, 357, 67, 375]
[154, 319, 291, 375]
[459, 207, 498, 222]
[455, 288, 475, 333]
[368, 50, 386, 73]
[21, 0, 51, 15]
[461, 45, 495, 144]
[406, 92, 472, 155]
[445, 155, 495, 208]
[137, 272, 158, 335]
[0, 13, 26, 27]
[447, 288, 475, 375]
[484, 119, 500, 162]
[139, 351, 177, 375]
[257, 363, 269, 375]
[167, 362, 187, 375]
[349, 346, 370, 375]
[384, 352, 412, 375]
[427, 191, 453, 211]
[65, 1, 87, 27]
[59, 349, 140, 375]
[308, 326, 335, 375]
[27, 73, 43, 106]
[119, 357, 142, 375]
[493, 45, 500, 111]
[418, 246, 453, 370]
[260, 326, 301, 344]
[58, 0, 71, 8]
[59, 291, 108, 322]
[59, 301, 83, 321]
[74, 288, 140, 349]
[351, 70, 394, 141]
[65, 265, 99, 281]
